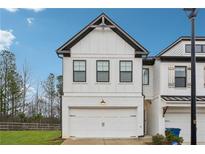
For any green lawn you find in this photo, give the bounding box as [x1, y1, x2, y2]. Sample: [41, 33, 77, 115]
[0, 130, 63, 145]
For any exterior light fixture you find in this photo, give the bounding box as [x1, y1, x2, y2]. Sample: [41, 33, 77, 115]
[100, 99, 106, 104]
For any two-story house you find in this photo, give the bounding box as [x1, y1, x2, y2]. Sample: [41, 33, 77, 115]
[57, 13, 148, 138]
[57, 13, 205, 143]
[143, 36, 205, 143]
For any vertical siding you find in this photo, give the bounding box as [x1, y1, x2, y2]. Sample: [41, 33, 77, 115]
[63, 27, 142, 96]
[71, 28, 135, 55]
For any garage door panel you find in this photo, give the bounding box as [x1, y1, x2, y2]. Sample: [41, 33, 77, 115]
[197, 114, 205, 142]
[69, 108, 138, 138]
[165, 113, 190, 142]
[165, 111, 205, 143]
[70, 117, 104, 137]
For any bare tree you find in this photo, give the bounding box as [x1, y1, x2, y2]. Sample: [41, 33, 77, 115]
[42, 73, 56, 118]
[22, 60, 31, 113]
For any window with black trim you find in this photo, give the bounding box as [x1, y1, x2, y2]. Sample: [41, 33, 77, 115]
[96, 60, 109, 82]
[185, 44, 205, 53]
[175, 66, 186, 87]
[143, 68, 149, 85]
[120, 61, 132, 82]
[73, 60, 86, 82]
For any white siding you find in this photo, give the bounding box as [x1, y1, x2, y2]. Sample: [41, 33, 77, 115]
[62, 96, 144, 138]
[153, 61, 161, 97]
[63, 27, 142, 96]
[162, 40, 205, 57]
[71, 28, 135, 56]
[147, 39, 205, 136]
[62, 26, 144, 138]
[143, 65, 154, 99]
[64, 57, 142, 95]
[146, 97, 165, 135]
[160, 62, 205, 96]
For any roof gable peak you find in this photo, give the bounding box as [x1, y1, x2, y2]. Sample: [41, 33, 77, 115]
[56, 13, 149, 56]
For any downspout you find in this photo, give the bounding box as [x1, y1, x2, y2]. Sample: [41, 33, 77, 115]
[57, 52, 63, 138]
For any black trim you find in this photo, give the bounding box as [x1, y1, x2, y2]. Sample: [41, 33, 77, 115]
[73, 60, 86, 82]
[160, 56, 205, 62]
[96, 60, 110, 82]
[143, 57, 155, 65]
[175, 66, 187, 88]
[163, 106, 168, 117]
[63, 53, 70, 57]
[119, 60, 133, 82]
[135, 54, 143, 58]
[57, 13, 148, 55]
[143, 68, 149, 85]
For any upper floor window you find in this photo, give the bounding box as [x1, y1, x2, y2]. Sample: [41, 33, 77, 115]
[185, 44, 205, 53]
[175, 66, 186, 87]
[143, 68, 149, 85]
[120, 61, 132, 82]
[96, 60, 109, 82]
[73, 60, 86, 82]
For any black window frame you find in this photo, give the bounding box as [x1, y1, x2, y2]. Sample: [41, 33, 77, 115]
[143, 68, 149, 85]
[185, 44, 205, 53]
[73, 60, 86, 82]
[175, 66, 187, 88]
[96, 60, 110, 82]
[119, 60, 133, 82]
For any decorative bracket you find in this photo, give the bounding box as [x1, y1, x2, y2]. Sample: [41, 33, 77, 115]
[163, 106, 168, 117]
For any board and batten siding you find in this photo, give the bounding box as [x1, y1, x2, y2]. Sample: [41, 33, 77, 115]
[61, 26, 144, 138]
[71, 28, 135, 55]
[63, 27, 143, 96]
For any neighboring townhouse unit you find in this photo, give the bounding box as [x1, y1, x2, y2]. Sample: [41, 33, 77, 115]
[143, 36, 205, 143]
[56, 13, 148, 138]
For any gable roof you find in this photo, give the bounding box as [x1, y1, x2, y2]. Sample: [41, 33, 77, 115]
[156, 36, 205, 57]
[56, 13, 149, 56]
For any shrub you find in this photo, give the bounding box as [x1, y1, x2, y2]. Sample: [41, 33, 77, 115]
[17, 112, 26, 121]
[152, 133, 166, 145]
[152, 131, 184, 145]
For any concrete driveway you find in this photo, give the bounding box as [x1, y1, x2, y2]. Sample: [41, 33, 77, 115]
[62, 137, 152, 145]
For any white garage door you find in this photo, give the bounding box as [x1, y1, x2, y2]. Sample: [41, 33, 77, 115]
[69, 108, 138, 138]
[165, 111, 205, 144]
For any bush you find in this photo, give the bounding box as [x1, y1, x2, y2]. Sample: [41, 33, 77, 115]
[152, 131, 184, 145]
[17, 112, 26, 121]
[152, 133, 166, 145]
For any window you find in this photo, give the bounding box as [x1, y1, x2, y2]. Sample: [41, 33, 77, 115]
[96, 60, 109, 82]
[175, 66, 186, 87]
[185, 44, 205, 53]
[120, 61, 132, 82]
[73, 60, 86, 82]
[143, 68, 149, 85]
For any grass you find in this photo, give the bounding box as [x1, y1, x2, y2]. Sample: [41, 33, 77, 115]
[0, 130, 63, 145]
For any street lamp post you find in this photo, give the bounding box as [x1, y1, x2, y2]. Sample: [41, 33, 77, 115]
[184, 8, 197, 145]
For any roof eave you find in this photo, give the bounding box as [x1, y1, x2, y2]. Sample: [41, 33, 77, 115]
[157, 36, 205, 57]
[56, 13, 149, 55]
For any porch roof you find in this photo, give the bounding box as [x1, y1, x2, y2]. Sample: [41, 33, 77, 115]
[161, 95, 205, 102]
